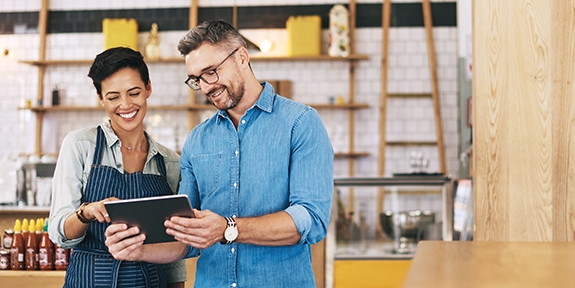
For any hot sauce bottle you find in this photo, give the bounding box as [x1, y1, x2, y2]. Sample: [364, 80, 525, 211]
[35, 218, 44, 247]
[10, 219, 25, 270]
[25, 219, 39, 270]
[38, 219, 54, 270]
[54, 245, 69, 270]
[21, 218, 29, 244]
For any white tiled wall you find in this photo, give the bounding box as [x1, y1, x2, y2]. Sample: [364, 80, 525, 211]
[0, 0, 459, 233]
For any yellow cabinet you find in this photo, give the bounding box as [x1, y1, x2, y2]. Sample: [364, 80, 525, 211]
[334, 259, 411, 288]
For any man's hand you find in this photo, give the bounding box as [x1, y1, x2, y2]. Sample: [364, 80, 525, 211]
[165, 209, 227, 249]
[104, 223, 146, 261]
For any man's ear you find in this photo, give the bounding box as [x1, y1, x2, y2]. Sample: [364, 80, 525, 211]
[237, 46, 250, 66]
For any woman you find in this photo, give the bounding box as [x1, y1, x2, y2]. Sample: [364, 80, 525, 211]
[49, 47, 186, 287]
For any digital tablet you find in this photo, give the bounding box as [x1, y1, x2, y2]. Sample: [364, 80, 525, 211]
[104, 194, 194, 244]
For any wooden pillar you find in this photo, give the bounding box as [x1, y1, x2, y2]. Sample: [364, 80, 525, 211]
[473, 0, 575, 241]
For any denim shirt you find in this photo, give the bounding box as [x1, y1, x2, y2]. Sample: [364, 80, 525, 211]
[180, 82, 334, 287]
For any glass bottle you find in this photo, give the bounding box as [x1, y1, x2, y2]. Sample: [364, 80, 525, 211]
[3, 228, 13, 249]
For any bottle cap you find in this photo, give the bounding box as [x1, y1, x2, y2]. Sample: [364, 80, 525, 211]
[14, 219, 21, 232]
[29, 219, 36, 232]
[43, 219, 49, 232]
[36, 218, 43, 232]
[22, 218, 29, 231]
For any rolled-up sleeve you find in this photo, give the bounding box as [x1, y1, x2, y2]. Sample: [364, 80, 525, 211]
[49, 132, 88, 248]
[287, 109, 334, 245]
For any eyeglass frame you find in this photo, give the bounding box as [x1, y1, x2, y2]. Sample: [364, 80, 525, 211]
[184, 47, 240, 91]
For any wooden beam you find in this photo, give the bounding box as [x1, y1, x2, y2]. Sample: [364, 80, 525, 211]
[422, 0, 446, 174]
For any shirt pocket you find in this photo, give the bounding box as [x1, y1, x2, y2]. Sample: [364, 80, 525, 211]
[191, 153, 221, 198]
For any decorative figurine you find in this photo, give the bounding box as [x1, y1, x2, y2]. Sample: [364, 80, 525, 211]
[144, 23, 161, 60]
[328, 4, 350, 57]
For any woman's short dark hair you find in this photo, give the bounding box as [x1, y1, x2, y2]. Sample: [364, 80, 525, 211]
[88, 47, 150, 98]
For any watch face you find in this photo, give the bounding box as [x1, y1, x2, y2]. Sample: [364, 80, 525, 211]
[225, 227, 238, 242]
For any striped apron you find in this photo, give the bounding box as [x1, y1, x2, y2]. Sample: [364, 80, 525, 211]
[63, 126, 172, 288]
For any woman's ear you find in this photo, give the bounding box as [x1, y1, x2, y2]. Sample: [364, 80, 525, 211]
[146, 80, 152, 98]
[98, 94, 104, 106]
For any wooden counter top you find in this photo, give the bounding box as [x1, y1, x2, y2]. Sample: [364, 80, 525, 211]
[403, 241, 575, 288]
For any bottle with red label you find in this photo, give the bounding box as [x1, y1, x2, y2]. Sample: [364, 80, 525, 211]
[25, 219, 39, 270]
[10, 219, 25, 270]
[54, 245, 69, 270]
[38, 219, 54, 270]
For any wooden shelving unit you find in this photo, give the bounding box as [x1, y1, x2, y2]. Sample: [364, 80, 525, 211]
[19, 54, 368, 66]
[21, 0, 369, 162]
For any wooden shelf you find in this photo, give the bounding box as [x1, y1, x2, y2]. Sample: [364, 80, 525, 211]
[311, 103, 369, 109]
[0, 206, 50, 213]
[388, 93, 432, 98]
[19, 103, 369, 112]
[250, 54, 369, 61]
[19, 105, 191, 112]
[386, 141, 437, 146]
[19, 54, 369, 66]
[0, 270, 65, 288]
[19, 57, 184, 66]
[0, 270, 66, 276]
[335, 152, 369, 158]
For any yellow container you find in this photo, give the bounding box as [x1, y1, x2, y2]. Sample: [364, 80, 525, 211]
[102, 18, 138, 50]
[286, 15, 321, 56]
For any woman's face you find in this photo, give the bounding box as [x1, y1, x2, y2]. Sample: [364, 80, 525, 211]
[98, 67, 150, 134]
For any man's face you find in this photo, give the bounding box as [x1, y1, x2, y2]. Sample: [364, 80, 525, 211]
[184, 44, 245, 110]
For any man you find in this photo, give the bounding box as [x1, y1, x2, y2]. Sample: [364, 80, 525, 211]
[105, 20, 334, 287]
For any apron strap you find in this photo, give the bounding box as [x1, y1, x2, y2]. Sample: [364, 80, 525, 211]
[92, 126, 106, 166]
[155, 153, 167, 177]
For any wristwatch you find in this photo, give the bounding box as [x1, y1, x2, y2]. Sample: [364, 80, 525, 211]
[222, 216, 238, 244]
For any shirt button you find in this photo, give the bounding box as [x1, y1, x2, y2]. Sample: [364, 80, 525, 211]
[241, 119, 246, 124]
[232, 215, 237, 218]
[235, 150, 239, 156]
[231, 247, 235, 253]
[231, 283, 237, 287]
[233, 182, 238, 188]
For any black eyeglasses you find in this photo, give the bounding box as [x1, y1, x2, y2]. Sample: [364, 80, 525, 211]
[184, 48, 240, 91]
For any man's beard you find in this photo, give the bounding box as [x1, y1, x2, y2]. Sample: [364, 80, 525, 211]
[206, 80, 245, 110]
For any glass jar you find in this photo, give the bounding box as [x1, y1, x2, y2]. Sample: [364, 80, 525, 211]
[3, 229, 14, 249]
[0, 248, 10, 270]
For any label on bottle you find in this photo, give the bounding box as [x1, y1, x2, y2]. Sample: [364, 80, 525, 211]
[26, 247, 38, 270]
[0, 249, 10, 270]
[39, 247, 54, 270]
[3, 230, 13, 249]
[54, 247, 69, 270]
[10, 247, 24, 270]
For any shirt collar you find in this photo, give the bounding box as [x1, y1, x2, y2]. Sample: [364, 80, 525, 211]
[101, 119, 161, 156]
[215, 81, 275, 123]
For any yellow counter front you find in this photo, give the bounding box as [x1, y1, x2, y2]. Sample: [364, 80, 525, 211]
[335, 259, 411, 288]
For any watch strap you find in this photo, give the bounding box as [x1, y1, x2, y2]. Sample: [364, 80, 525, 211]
[75, 202, 96, 224]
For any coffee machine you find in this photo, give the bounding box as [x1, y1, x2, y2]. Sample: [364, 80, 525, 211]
[16, 162, 56, 206]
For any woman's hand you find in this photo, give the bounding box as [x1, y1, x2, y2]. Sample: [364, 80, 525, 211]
[81, 197, 120, 223]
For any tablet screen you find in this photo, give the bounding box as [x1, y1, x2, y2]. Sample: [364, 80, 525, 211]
[104, 194, 194, 244]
